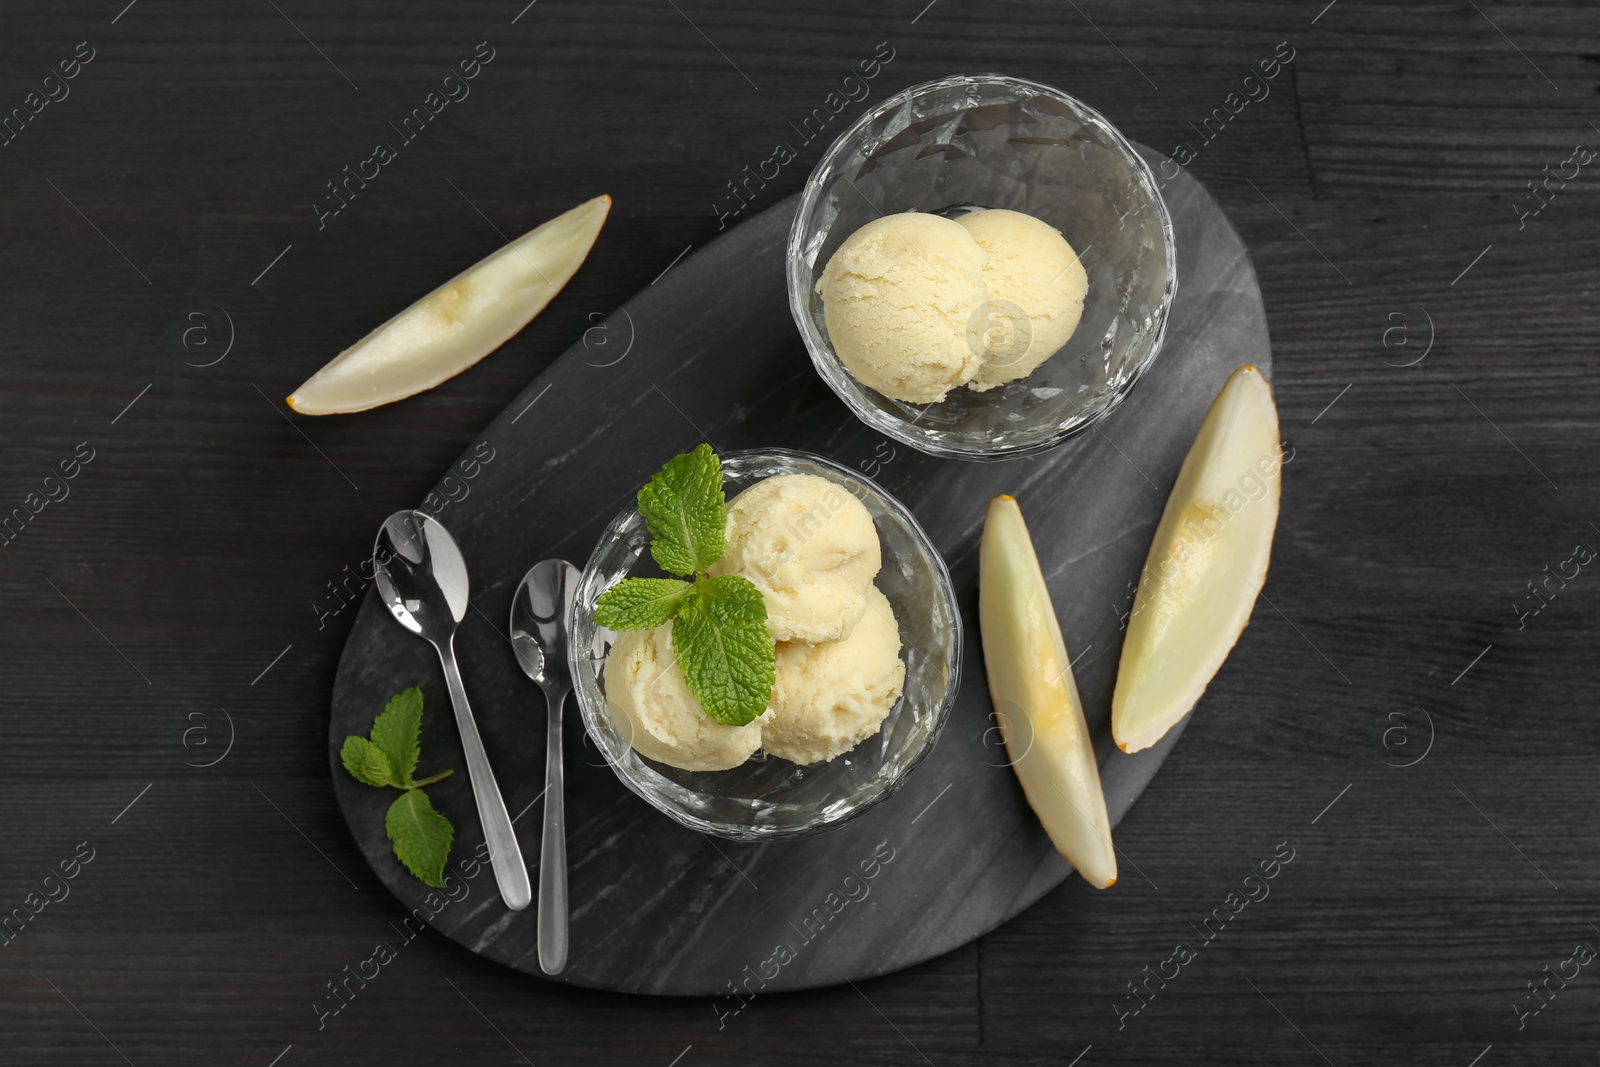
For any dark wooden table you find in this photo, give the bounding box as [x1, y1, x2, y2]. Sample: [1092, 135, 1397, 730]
[4, 1, 1596, 1063]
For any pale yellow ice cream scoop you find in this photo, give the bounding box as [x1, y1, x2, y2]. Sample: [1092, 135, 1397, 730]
[957, 209, 1088, 392]
[708, 473, 881, 643]
[763, 585, 906, 765]
[817, 212, 988, 404]
[602, 623, 766, 772]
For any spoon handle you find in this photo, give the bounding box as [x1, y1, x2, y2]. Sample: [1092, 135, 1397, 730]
[438, 640, 531, 911]
[537, 688, 569, 974]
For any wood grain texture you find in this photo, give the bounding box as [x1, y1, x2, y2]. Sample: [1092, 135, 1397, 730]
[0, 0, 1596, 1063]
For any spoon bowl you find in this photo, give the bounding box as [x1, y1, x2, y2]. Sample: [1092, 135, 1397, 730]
[510, 560, 578, 692]
[372, 511, 469, 637]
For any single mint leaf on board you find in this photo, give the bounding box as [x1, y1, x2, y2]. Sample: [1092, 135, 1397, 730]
[636, 443, 726, 577]
[671, 575, 774, 727]
[370, 685, 423, 787]
[594, 577, 693, 631]
[340, 735, 396, 788]
[385, 788, 454, 888]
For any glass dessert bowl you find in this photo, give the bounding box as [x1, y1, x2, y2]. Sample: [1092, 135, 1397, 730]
[788, 73, 1176, 460]
[569, 448, 961, 840]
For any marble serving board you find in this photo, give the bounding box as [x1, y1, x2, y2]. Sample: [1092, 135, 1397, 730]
[327, 147, 1270, 995]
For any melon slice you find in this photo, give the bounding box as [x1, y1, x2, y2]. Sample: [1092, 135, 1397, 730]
[1112, 365, 1282, 753]
[287, 195, 610, 414]
[979, 495, 1117, 890]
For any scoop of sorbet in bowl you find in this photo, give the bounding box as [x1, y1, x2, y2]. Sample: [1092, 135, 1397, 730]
[764, 585, 907, 765]
[957, 208, 1088, 392]
[815, 212, 987, 404]
[707, 472, 880, 643]
[602, 622, 767, 773]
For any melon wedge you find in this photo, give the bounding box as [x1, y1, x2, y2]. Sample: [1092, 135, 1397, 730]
[287, 195, 611, 415]
[1112, 364, 1281, 753]
[979, 495, 1117, 890]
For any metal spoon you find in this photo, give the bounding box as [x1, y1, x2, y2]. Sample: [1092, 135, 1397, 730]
[371, 510, 531, 912]
[509, 558, 579, 975]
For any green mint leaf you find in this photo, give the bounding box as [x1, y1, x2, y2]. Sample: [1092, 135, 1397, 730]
[370, 686, 423, 787]
[671, 575, 774, 727]
[595, 577, 693, 631]
[636, 443, 726, 576]
[341, 735, 396, 787]
[385, 788, 454, 888]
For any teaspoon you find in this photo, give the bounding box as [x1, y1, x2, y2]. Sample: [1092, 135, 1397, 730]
[509, 558, 579, 974]
[371, 510, 531, 912]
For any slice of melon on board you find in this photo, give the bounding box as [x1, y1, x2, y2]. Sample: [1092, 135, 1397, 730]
[979, 494, 1117, 890]
[1112, 364, 1282, 754]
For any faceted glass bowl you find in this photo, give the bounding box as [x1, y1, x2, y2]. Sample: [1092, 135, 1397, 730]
[788, 73, 1177, 460]
[569, 449, 961, 840]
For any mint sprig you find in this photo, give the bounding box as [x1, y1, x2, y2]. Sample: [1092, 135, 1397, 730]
[341, 686, 456, 887]
[595, 445, 775, 727]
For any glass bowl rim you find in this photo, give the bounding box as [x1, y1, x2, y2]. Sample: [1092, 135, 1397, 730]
[566, 446, 964, 840]
[785, 71, 1179, 462]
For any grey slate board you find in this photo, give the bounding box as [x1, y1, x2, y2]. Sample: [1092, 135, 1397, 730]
[327, 146, 1270, 995]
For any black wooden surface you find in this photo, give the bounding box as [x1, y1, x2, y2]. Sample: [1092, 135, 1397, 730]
[2, 1, 1596, 1063]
